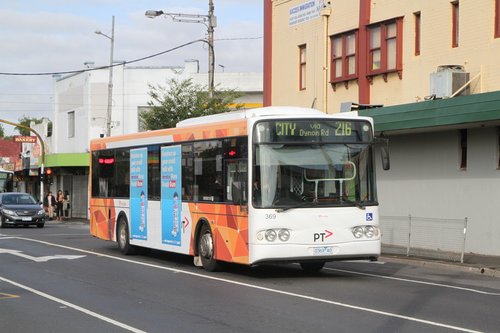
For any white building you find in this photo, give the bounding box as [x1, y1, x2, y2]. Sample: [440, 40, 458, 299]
[46, 60, 263, 218]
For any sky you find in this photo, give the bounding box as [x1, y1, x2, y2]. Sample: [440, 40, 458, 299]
[0, 0, 264, 135]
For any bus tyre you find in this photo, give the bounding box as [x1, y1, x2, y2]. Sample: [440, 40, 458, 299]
[198, 223, 221, 272]
[117, 218, 136, 255]
[300, 261, 325, 272]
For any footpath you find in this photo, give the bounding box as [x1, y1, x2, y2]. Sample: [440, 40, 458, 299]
[49, 218, 500, 278]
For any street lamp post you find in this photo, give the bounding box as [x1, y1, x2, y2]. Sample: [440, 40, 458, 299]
[95, 16, 115, 137]
[145, 0, 216, 98]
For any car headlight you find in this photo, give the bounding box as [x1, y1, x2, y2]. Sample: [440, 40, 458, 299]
[2, 209, 16, 216]
[38, 210, 45, 215]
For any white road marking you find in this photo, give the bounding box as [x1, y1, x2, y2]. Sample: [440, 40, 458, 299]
[0, 248, 86, 262]
[323, 267, 500, 296]
[0, 276, 146, 333]
[7, 236, 488, 333]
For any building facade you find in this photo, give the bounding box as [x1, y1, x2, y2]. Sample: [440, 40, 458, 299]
[264, 0, 500, 257]
[45, 60, 263, 218]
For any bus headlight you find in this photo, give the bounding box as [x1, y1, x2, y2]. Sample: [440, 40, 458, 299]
[364, 226, 377, 238]
[278, 229, 290, 242]
[265, 229, 277, 242]
[352, 225, 379, 239]
[352, 226, 364, 238]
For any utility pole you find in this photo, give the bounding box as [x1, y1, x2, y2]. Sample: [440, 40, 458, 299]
[208, 0, 215, 98]
[95, 16, 115, 137]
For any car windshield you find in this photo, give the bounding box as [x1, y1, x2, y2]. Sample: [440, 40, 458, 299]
[2, 194, 37, 205]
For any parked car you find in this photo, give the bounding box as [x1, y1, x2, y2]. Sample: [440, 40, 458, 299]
[0, 192, 45, 228]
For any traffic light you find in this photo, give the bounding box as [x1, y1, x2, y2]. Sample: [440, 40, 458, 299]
[44, 168, 54, 185]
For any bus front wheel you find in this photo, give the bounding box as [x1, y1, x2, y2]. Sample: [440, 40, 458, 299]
[198, 223, 221, 272]
[117, 217, 136, 255]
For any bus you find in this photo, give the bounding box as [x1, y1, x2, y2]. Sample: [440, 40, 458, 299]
[89, 107, 389, 272]
[0, 169, 14, 192]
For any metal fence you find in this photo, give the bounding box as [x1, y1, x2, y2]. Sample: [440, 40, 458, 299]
[380, 215, 468, 263]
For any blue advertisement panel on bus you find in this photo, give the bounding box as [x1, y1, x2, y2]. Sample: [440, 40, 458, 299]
[130, 148, 148, 240]
[161, 145, 182, 246]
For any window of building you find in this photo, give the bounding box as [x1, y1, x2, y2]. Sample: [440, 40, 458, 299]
[68, 111, 75, 138]
[414, 12, 421, 56]
[299, 44, 306, 90]
[495, 0, 500, 38]
[452, 1, 459, 48]
[330, 31, 358, 83]
[459, 129, 467, 170]
[368, 18, 403, 79]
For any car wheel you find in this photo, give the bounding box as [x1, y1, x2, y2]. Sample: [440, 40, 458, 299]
[0, 217, 5, 228]
[198, 223, 221, 272]
[300, 261, 325, 272]
[37, 223, 45, 228]
[117, 217, 136, 255]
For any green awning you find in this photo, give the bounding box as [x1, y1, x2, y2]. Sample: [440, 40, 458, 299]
[44, 153, 89, 167]
[359, 91, 500, 134]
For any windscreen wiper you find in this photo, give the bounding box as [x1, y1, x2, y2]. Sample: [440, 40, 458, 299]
[341, 199, 366, 210]
[275, 201, 317, 212]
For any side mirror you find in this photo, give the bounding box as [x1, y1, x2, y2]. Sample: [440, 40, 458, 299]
[375, 137, 390, 170]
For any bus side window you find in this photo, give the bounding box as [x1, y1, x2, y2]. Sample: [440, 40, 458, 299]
[181, 144, 194, 201]
[226, 160, 247, 205]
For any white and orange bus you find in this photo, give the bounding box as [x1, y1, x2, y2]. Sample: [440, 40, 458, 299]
[90, 107, 388, 271]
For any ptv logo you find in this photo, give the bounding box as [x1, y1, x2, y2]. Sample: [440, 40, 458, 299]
[313, 230, 333, 242]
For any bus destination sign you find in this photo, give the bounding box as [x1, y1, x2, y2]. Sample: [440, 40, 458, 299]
[255, 119, 372, 143]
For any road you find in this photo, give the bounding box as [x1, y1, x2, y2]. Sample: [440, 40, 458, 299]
[1, 222, 499, 333]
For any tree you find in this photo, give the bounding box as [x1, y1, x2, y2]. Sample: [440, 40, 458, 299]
[140, 77, 244, 130]
[16, 116, 44, 136]
[0, 123, 4, 138]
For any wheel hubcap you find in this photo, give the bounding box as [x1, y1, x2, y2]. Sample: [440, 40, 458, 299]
[119, 224, 126, 246]
[200, 232, 213, 259]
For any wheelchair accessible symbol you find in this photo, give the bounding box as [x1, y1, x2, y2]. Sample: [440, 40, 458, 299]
[366, 213, 373, 221]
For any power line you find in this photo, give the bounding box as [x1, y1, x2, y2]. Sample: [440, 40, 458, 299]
[0, 39, 206, 76]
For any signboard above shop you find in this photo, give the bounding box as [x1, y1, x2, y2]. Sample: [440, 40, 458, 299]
[13, 136, 37, 143]
[288, 0, 325, 26]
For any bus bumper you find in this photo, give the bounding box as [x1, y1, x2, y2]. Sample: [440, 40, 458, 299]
[248, 240, 381, 265]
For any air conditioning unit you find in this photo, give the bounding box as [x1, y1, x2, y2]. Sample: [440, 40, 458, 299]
[429, 65, 470, 98]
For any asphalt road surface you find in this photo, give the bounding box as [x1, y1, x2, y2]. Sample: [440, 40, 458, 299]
[1, 222, 499, 333]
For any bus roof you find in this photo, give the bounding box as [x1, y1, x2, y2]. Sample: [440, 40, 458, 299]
[176, 106, 329, 127]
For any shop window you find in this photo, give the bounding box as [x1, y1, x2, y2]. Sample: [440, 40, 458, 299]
[459, 129, 467, 170]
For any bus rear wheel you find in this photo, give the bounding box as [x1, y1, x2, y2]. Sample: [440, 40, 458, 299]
[198, 223, 221, 272]
[300, 261, 325, 272]
[117, 217, 136, 255]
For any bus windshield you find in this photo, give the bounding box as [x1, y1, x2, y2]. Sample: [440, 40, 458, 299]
[253, 119, 376, 209]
